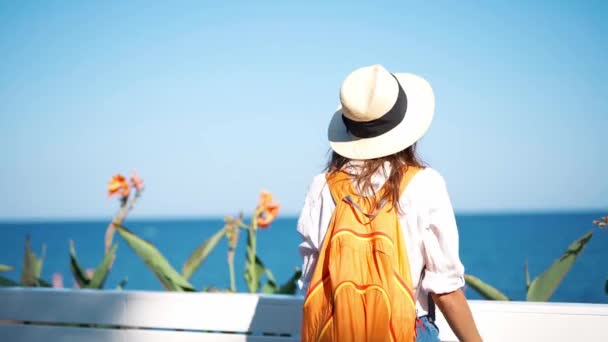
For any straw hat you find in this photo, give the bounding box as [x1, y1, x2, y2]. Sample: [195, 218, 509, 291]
[328, 64, 435, 160]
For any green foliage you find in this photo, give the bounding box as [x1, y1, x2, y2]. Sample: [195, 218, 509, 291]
[261, 267, 278, 294]
[0, 276, 19, 287]
[20, 236, 46, 287]
[464, 275, 509, 301]
[262, 267, 302, 295]
[182, 227, 226, 280]
[0, 264, 17, 286]
[241, 210, 299, 295]
[113, 219, 296, 294]
[3, 192, 295, 294]
[115, 225, 195, 291]
[0, 237, 50, 287]
[526, 230, 593, 301]
[244, 225, 263, 293]
[2, 174, 298, 295]
[466, 229, 595, 302]
[69, 241, 118, 289]
[89, 245, 118, 289]
[225, 220, 241, 293]
[69, 240, 90, 288]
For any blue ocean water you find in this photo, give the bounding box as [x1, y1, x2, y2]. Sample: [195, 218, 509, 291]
[0, 212, 606, 303]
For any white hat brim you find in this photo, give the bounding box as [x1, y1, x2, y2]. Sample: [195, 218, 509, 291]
[328, 72, 435, 160]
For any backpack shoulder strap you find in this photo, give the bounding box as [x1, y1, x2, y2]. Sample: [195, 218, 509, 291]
[399, 166, 422, 195]
[325, 170, 354, 204]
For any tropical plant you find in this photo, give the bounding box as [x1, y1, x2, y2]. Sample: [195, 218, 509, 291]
[105, 171, 145, 261]
[114, 224, 197, 291]
[102, 169, 224, 291]
[225, 214, 242, 292]
[69, 240, 119, 289]
[60, 171, 145, 290]
[0, 236, 50, 287]
[465, 216, 605, 301]
[93, 171, 191, 291]
[2, 172, 301, 295]
[112, 179, 300, 294]
[239, 191, 301, 295]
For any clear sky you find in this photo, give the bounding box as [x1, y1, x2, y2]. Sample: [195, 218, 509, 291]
[0, 1, 606, 220]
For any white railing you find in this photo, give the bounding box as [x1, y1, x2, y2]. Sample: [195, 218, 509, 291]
[0, 287, 607, 341]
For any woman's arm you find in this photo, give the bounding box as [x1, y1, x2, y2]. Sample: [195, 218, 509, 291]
[432, 289, 482, 342]
[419, 170, 482, 340]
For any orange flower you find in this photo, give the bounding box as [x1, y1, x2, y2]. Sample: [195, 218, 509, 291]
[257, 190, 280, 229]
[130, 171, 144, 192]
[108, 174, 130, 198]
[258, 191, 273, 207]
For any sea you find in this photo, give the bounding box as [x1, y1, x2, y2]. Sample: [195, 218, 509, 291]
[0, 211, 606, 303]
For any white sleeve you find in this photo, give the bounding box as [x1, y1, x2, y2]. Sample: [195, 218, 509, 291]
[420, 170, 466, 294]
[296, 176, 323, 295]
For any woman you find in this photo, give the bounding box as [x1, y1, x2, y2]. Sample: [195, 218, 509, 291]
[297, 64, 482, 341]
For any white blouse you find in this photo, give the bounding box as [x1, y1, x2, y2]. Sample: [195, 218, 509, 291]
[296, 163, 465, 317]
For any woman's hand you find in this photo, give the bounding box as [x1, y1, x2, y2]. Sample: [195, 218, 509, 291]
[432, 288, 482, 342]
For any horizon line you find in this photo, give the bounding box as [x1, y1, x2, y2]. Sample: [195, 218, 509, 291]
[0, 207, 605, 224]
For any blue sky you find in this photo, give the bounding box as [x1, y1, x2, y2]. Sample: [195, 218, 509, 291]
[0, 1, 606, 219]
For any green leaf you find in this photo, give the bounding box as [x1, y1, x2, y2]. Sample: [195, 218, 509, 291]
[527, 230, 593, 302]
[69, 240, 90, 288]
[262, 281, 277, 294]
[37, 278, 52, 287]
[182, 227, 225, 280]
[245, 252, 266, 293]
[260, 265, 302, 295]
[244, 227, 264, 293]
[264, 266, 277, 283]
[20, 236, 35, 285]
[259, 259, 302, 295]
[277, 268, 303, 295]
[21, 236, 44, 286]
[464, 274, 509, 301]
[88, 244, 118, 289]
[0, 264, 13, 272]
[0, 275, 19, 287]
[115, 225, 195, 291]
[36, 245, 45, 281]
[262, 267, 278, 294]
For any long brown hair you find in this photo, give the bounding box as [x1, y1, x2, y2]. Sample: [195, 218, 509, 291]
[325, 143, 425, 213]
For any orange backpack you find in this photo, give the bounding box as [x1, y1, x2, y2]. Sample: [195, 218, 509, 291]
[301, 166, 421, 342]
